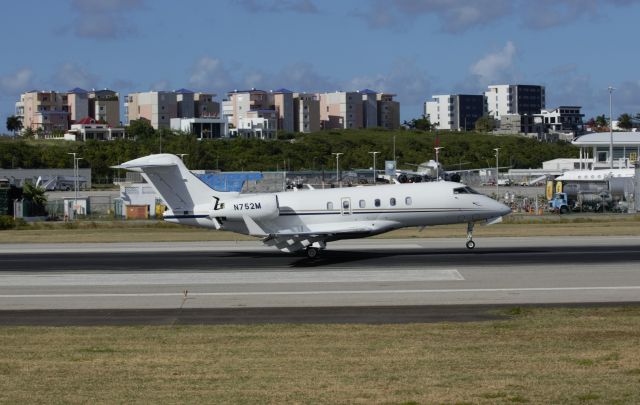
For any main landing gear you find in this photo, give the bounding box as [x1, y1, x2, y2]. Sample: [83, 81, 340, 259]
[466, 222, 475, 249]
[306, 247, 319, 259]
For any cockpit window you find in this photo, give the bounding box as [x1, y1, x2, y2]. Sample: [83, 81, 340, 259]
[453, 186, 480, 195]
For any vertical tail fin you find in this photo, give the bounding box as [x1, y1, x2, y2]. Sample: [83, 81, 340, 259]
[114, 154, 238, 215]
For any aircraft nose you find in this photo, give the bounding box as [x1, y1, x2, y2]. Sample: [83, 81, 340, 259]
[496, 200, 511, 216]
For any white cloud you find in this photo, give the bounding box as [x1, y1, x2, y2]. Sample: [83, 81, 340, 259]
[62, 0, 145, 40]
[469, 41, 517, 85]
[0, 68, 35, 95]
[51, 63, 98, 90]
[188, 57, 235, 91]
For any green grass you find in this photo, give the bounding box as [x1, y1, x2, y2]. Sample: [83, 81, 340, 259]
[1, 306, 640, 404]
[2, 214, 640, 243]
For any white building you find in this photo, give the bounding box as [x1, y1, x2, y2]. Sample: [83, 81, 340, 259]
[534, 106, 584, 136]
[424, 94, 485, 131]
[63, 117, 125, 141]
[572, 132, 640, 169]
[485, 84, 545, 119]
[229, 117, 276, 139]
[170, 117, 229, 139]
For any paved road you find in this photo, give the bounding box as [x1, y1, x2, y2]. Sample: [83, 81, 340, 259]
[1, 237, 639, 320]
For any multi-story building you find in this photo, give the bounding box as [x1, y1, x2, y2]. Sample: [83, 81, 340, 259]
[89, 89, 120, 127]
[15, 91, 70, 134]
[223, 89, 272, 130]
[318, 91, 363, 130]
[376, 93, 400, 130]
[175, 88, 195, 119]
[485, 84, 545, 118]
[534, 106, 584, 134]
[125, 91, 177, 129]
[66, 88, 89, 123]
[194, 92, 219, 118]
[293, 92, 320, 133]
[361, 89, 378, 128]
[272, 88, 294, 132]
[424, 94, 485, 131]
[170, 117, 228, 139]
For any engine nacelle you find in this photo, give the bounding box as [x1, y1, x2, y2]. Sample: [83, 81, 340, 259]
[211, 194, 279, 220]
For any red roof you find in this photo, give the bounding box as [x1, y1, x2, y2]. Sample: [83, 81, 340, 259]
[76, 117, 96, 125]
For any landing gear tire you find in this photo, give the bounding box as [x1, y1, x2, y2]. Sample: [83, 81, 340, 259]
[306, 247, 319, 259]
[466, 222, 475, 250]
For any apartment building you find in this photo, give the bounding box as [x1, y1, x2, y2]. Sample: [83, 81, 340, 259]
[485, 84, 545, 118]
[175, 88, 195, 119]
[424, 94, 485, 131]
[293, 92, 320, 133]
[376, 93, 400, 130]
[15, 91, 70, 133]
[223, 89, 271, 130]
[272, 88, 294, 132]
[194, 92, 219, 117]
[66, 88, 89, 122]
[361, 89, 378, 128]
[89, 89, 120, 127]
[318, 91, 363, 129]
[125, 91, 177, 129]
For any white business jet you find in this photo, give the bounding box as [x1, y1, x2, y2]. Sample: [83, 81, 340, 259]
[115, 154, 511, 258]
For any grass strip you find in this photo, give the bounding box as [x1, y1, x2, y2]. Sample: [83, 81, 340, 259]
[2, 215, 640, 243]
[0, 306, 639, 404]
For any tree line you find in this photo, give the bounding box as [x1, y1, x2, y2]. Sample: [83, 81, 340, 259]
[1, 120, 578, 183]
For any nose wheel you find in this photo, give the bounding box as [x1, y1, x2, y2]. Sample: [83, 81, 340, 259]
[466, 222, 475, 249]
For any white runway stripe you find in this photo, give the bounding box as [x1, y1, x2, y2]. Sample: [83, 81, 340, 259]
[0, 268, 463, 286]
[2, 286, 640, 298]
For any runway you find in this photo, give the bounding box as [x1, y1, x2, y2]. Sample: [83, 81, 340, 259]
[1, 237, 640, 322]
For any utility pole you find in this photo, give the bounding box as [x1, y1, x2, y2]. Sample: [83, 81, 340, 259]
[369, 151, 380, 185]
[332, 152, 343, 187]
[494, 148, 501, 199]
[434, 147, 442, 180]
[609, 86, 615, 169]
[67, 152, 82, 217]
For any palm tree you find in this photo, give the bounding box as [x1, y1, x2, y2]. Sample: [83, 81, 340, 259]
[6, 115, 22, 136]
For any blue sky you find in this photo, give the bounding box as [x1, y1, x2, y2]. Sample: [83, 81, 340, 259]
[1, 0, 640, 132]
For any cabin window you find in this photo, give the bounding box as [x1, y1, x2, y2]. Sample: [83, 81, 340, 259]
[390, 198, 396, 206]
[343, 200, 350, 210]
[327, 202, 333, 210]
[359, 200, 366, 208]
[405, 197, 412, 205]
[374, 199, 381, 207]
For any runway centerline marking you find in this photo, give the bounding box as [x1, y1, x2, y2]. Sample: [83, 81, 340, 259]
[2, 286, 640, 298]
[0, 268, 464, 286]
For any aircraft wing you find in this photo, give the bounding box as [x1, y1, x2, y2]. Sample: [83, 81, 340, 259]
[262, 227, 371, 253]
[242, 215, 377, 252]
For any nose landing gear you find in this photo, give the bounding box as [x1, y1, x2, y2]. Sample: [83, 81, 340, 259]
[466, 222, 475, 249]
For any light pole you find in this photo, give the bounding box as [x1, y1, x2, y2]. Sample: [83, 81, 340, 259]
[393, 135, 396, 164]
[434, 147, 442, 180]
[369, 151, 380, 185]
[332, 152, 343, 187]
[493, 148, 500, 199]
[608, 86, 615, 169]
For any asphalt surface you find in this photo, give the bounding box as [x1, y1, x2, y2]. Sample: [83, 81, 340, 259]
[1, 237, 640, 325]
